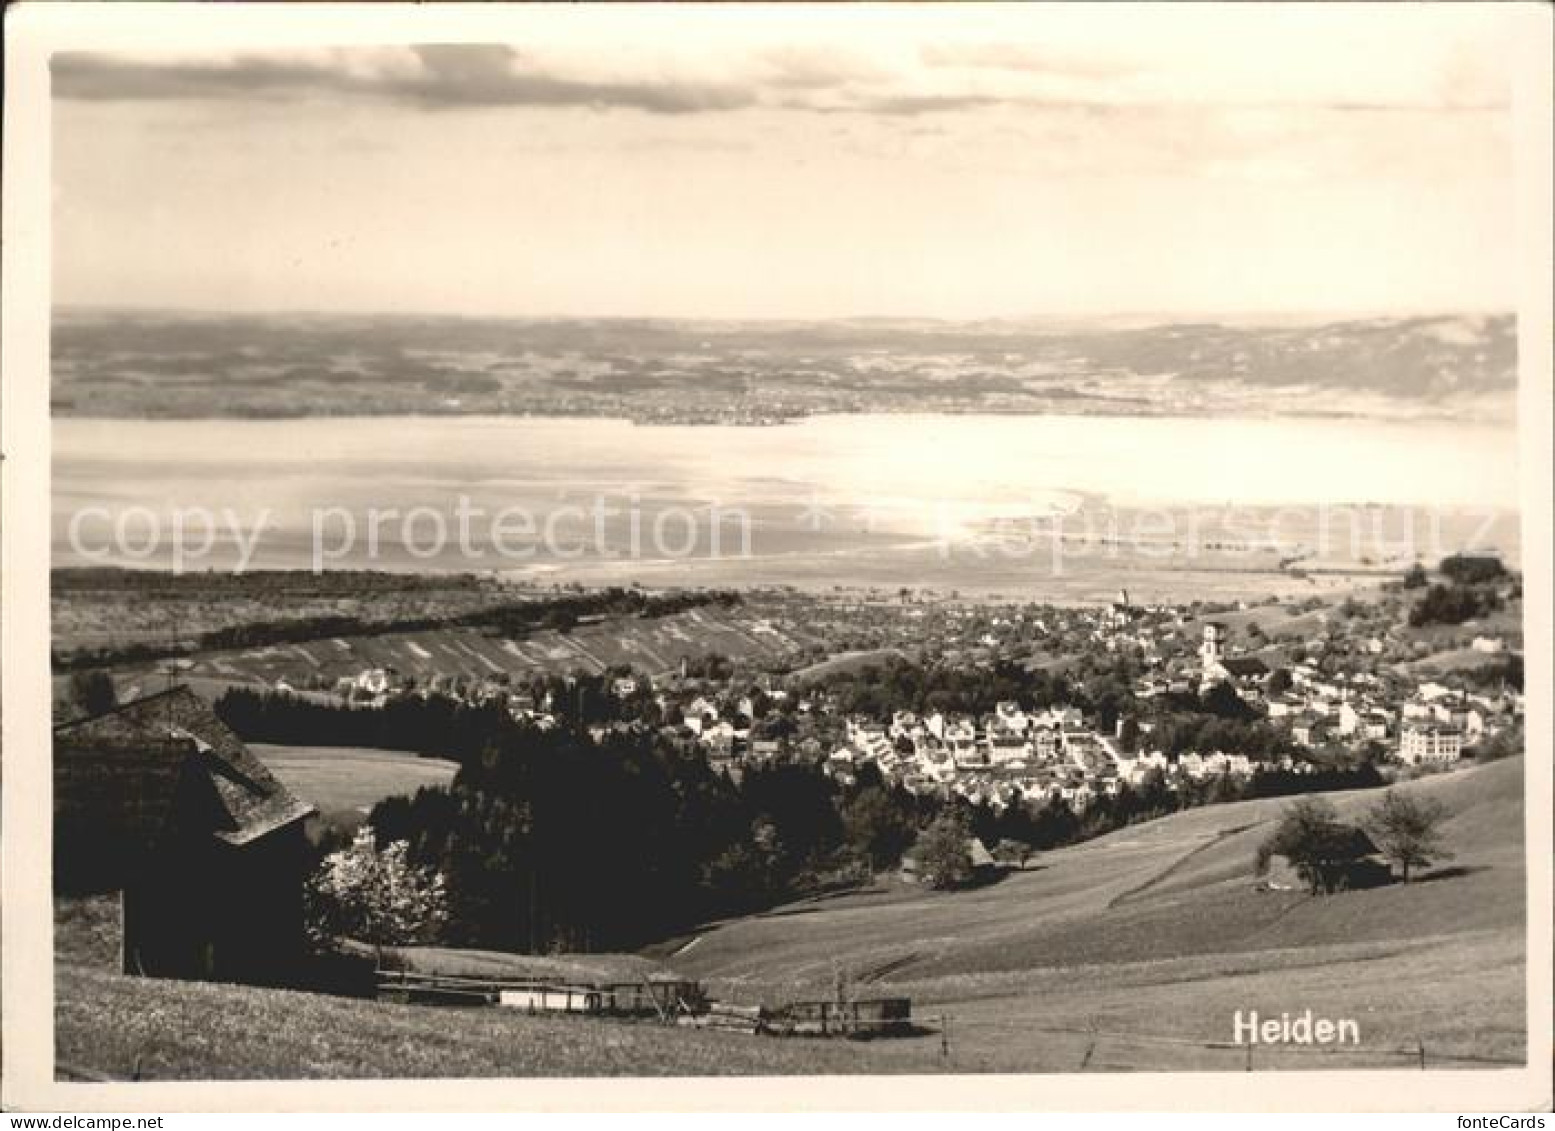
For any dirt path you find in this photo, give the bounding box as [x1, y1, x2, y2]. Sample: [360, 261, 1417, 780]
[1105, 821, 1263, 909]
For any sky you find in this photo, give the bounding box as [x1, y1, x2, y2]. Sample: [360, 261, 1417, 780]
[51, 4, 1520, 320]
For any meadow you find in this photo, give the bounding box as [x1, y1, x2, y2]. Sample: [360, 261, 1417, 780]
[249, 744, 459, 814]
[671, 757, 1527, 1071]
[55, 965, 888, 1079]
[54, 758, 1526, 1077]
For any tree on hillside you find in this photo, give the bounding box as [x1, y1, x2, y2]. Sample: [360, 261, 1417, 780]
[1255, 797, 1374, 895]
[841, 786, 916, 872]
[1439, 553, 1507, 586]
[910, 806, 975, 890]
[1265, 667, 1293, 698]
[993, 838, 1037, 870]
[304, 828, 451, 948]
[1365, 789, 1453, 883]
[1468, 725, 1523, 763]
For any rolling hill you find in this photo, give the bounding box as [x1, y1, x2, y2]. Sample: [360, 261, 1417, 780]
[670, 757, 1527, 1071]
[54, 758, 1526, 1077]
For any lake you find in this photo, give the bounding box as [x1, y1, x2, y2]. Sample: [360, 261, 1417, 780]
[52, 413, 1521, 600]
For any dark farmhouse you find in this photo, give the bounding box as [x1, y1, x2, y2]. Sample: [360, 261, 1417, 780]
[54, 686, 316, 985]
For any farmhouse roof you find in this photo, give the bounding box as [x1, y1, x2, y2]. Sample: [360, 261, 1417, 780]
[1221, 656, 1269, 678]
[1345, 827, 1382, 856]
[1280, 824, 1382, 861]
[54, 685, 315, 847]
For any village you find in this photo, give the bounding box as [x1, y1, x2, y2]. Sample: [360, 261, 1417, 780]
[261, 568, 1524, 814]
[43, 542, 1534, 1089]
[20, 1, 1545, 1105]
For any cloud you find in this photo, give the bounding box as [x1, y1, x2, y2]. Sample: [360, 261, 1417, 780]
[754, 45, 885, 90]
[399, 45, 756, 112]
[850, 92, 1128, 118]
[920, 42, 1143, 81]
[53, 46, 759, 114]
[53, 53, 349, 102]
[52, 38, 1508, 119]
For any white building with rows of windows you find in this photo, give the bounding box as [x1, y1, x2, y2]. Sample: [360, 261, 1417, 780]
[1398, 723, 1464, 767]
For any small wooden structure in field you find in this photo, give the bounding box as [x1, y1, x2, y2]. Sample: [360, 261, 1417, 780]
[498, 985, 604, 1014]
[766, 997, 913, 1038]
[377, 968, 707, 1019]
[678, 1001, 767, 1035]
[1260, 825, 1391, 892]
[372, 964, 910, 1039]
[899, 836, 998, 884]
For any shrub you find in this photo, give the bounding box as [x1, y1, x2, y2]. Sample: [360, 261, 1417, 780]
[304, 828, 450, 948]
[1468, 725, 1523, 763]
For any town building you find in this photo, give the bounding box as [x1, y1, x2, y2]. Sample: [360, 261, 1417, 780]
[1398, 723, 1464, 767]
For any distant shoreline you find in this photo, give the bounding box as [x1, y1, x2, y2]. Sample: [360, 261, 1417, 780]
[49, 311, 1519, 426]
[47, 402, 1522, 427]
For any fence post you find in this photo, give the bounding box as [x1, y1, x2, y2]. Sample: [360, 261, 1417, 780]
[1080, 1039, 1096, 1070]
[940, 1014, 950, 1060]
[1418, 1041, 1426, 1071]
[1245, 1042, 1254, 1072]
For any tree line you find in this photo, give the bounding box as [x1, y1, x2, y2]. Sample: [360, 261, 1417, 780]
[815, 656, 1081, 721]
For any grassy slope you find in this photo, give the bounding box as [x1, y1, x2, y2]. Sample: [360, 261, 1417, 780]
[55, 759, 1526, 1077]
[673, 757, 1527, 1070]
[55, 900, 876, 1078]
[791, 649, 911, 683]
[251, 744, 460, 813]
[56, 967, 887, 1079]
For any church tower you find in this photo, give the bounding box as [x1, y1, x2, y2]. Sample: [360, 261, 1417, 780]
[1200, 622, 1227, 669]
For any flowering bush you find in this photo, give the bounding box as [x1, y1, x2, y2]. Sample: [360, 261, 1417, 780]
[304, 828, 450, 948]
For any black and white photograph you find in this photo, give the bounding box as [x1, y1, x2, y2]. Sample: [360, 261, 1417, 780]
[3, 0, 1551, 1114]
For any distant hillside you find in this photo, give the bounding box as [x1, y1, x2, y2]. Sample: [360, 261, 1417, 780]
[52, 310, 1516, 423]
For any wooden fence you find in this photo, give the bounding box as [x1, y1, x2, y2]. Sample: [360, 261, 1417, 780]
[375, 968, 706, 1018]
[931, 1016, 1526, 1072]
[373, 968, 913, 1039]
